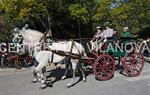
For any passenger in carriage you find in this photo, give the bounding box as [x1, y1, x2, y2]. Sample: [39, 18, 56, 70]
[120, 26, 132, 44]
[91, 26, 104, 51]
[102, 22, 114, 39]
[120, 26, 132, 37]
[91, 26, 104, 42]
[120, 26, 132, 51]
[111, 25, 119, 42]
[91, 22, 114, 52]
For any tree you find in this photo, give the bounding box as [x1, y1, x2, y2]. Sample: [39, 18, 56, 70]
[110, 0, 150, 34]
[69, 3, 89, 39]
[92, 0, 111, 24]
[0, 0, 49, 31]
[0, 0, 149, 40]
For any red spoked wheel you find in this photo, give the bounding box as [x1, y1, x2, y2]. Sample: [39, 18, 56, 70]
[93, 54, 115, 81]
[122, 52, 144, 77]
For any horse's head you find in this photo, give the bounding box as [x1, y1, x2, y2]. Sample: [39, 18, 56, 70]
[12, 32, 24, 44]
[12, 24, 29, 43]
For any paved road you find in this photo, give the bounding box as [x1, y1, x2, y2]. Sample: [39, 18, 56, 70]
[0, 62, 149, 95]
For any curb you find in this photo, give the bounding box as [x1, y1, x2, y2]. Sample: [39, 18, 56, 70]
[0, 68, 30, 73]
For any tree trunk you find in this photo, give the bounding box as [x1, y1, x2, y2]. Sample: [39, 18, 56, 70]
[48, 15, 53, 38]
[78, 19, 81, 42]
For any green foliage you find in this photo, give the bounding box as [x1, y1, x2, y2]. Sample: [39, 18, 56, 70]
[0, 0, 150, 41]
[110, 0, 150, 34]
[2, 0, 48, 24]
[92, 0, 111, 22]
[69, 3, 89, 23]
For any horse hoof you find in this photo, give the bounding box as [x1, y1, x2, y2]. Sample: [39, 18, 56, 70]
[31, 80, 38, 83]
[47, 83, 53, 87]
[61, 76, 66, 80]
[40, 84, 47, 89]
[82, 79, 87, 82]
[66, 85, 71, 88]
[66, 83, 72, 88]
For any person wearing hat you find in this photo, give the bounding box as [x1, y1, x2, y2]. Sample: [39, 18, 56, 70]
[91, 26, 104, 52]
[120, 26, 132, 51]
[121, 26, 132, 37]
[92, 26, 104, 42]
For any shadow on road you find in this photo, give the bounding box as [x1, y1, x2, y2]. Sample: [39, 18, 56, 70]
[46, 68, 85, 88]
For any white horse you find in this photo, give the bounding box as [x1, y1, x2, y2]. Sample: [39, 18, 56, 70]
[32, 40, 87, 88]
[12, 27, 86, 88]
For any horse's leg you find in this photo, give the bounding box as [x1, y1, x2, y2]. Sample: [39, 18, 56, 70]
[32, 68, 39, 83]
[31, 60, 48, 86]
[32, 57, 39, 67]
[78, 63, 86, 82]
[66, 59, 78, 87]
[33, 63, 48, 89]
[32, 66, 43, 83]
[42, 66, 46, 75]
[31, 58, 40, 83]
[40, 70, 47, 89]
[41, 66, 53, 88]
[61, 58, 70, 80]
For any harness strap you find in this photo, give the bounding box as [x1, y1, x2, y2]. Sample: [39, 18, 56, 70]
[50, 52, 54, 63]
[70, 40, 74, 53]
[48, 40, 82, 59]
[69, 40, 82, 57]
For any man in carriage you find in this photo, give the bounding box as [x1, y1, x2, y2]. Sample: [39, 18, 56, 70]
[91, 22, 114, 52]
[120, 26, 132, 37]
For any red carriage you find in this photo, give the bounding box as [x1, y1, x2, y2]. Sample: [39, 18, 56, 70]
[84, 37, 145, 80]
[49, 37, 145, 81]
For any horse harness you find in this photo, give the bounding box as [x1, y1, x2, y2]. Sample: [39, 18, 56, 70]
[48, 40, 82, 59]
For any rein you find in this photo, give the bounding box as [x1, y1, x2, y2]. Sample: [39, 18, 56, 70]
[48, 48, 81, 59]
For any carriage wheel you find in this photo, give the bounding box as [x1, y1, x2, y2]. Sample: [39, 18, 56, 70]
[93, 54, 115, 81]
[122, 52, 144, 77]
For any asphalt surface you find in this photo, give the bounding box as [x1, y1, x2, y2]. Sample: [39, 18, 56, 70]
[0, 62, 150, 95]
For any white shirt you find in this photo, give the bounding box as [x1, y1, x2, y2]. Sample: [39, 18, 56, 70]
[103, 27, 114, 38]
[95, 30, 102, 38]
